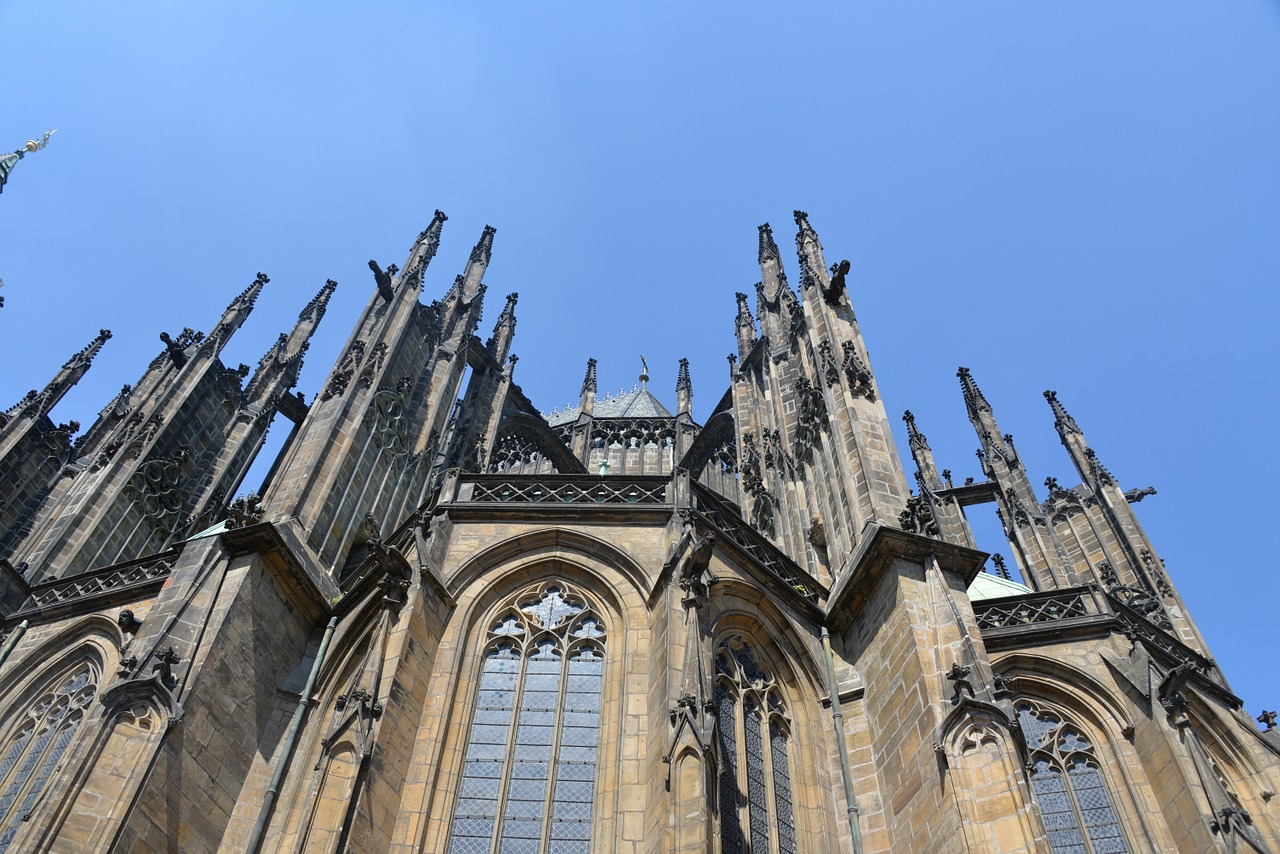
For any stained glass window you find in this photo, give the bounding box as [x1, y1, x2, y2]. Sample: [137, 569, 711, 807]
[1016, 702, 1129, 854]
[447, 583, 605, 854]
[715, 638, 797, 854]
[0, 661, 98, 852]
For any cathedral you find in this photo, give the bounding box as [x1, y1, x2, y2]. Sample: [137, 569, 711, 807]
[0, 210, 1275, 853]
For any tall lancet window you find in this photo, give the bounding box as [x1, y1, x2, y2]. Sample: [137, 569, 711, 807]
[447, 583, 606, 854]
[0, 660, 98, 852]
[714, 638, 797, 854]
[1016, 702, 1129, 854]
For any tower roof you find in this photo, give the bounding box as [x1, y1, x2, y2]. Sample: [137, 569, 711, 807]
[546, 384, 674, 426]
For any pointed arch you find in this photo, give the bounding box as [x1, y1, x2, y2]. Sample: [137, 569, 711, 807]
[0, 654, 101, 852]
[414, 542, 645, 854]
[444, 579, 609, 853]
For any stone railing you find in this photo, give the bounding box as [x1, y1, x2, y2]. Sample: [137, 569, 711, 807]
[460, 474, 671, 506]
[973, 587, 1096, 630]
[19, 554, 176, 614]
[691, 483, 825, 606]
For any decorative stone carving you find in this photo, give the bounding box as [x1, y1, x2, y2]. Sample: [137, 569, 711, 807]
[841, 340, 875, 399]
[792, 377, 828, 466]
[322, 338, 366, 400]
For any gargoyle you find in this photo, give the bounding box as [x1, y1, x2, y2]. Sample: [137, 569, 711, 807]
[824, 259, 851, 305]
[369, 260, 395, 303]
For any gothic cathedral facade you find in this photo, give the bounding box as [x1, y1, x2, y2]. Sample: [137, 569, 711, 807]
[0, 211, 1275, 852]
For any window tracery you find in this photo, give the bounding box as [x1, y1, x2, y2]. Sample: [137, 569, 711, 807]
[714, 638, 797, 854]
[1016, 701, 1129, 854]
[447, 582, 606, 854]
[0, 660, 99, 852]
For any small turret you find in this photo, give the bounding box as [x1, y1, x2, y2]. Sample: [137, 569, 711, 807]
[734, 292, 757, 359]
[676, 358, 693, 415]
[579, 358, 598, 417]
[459, 225, 496, 301]
[486, 292, 518, 364]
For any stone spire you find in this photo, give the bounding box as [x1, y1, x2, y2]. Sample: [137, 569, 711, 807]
[245, 279, 336, 405]
[486, 292, 519, 364]
[902, 409, 975, 548]
[579, 358, 597, 417]
[676, 358, 693, 415]
[2, 328, 111, 427]
[734, 292, 757, 359]
[903, 410, 940, 489]
[459, 225, 496, 301]
[756, 222, 790, 302]
[205, 273, 267, 354]
[400, 209, 448, 287]
[957, 367, 1069, 591]
[793, 209, 825, 294]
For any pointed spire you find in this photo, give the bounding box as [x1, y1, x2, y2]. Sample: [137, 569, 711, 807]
[957, 367, 992, 416]
[579, 357, 598, 416]
[459, 224, 496, 301]
[734, 291, 757, 359]
[4, 329, 111, 421]
[676, 358, 692, 415]
[246, 279, 337, 403]
[758, 222, 782, 266]
[469, 225, 496, 266]
[1043, 390, 1081, 436]
[903, 409, 930, 454]
[402, 209, 448, 284]
[793, 210, 826, 292]
[205, 272, 268, 354]
[486, 291, 519, 362]
[298, 277, 337, 326]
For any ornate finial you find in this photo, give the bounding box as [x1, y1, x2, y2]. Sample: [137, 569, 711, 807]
[735, 292, 754, 326]
[66, 329, 113, 369]
[957, 367, 991, 414]
[581, 357, 598, 395]
[991, 553, 1011, 579]
[1043, 390, 1082, 435]
[0, 129, 55, 195]
[299, 279, 337, 323]
[639, 355, 650, 387]
[757, 223, 789, 292]
[469, 225, 497, 266]
[793, 210, 810, 227]
[903, 410, 930, 452]
[676, 358, 692, 394]
[1259, 710, 1278, 732]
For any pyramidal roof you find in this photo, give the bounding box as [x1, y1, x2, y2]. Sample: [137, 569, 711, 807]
[545, 384, 674, 426]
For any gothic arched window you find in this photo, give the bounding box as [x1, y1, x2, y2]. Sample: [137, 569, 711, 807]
[446, 582, 607, 854]
[1016, 701, 1130, 854]
[0, 660, 98, 852]
[714, 638, 797, 854]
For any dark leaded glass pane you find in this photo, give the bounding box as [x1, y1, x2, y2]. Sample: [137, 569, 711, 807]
[732, 644, 766, 683]
[1069, 761, 1128, 854]
[771, 722, 797, 854]
[450, 650, 517, 850]
[716, 684, 742, 854]
[1017, 705, 1057, 750]
[550, 649, 602, 849]
[0, 732, 31, 787]
[1032, 765, 1087, 854]
[743, 702, 770, 853]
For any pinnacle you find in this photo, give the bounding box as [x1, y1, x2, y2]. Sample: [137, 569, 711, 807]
[957, 367, 991, 414]
[1044, 390, 1081, 435]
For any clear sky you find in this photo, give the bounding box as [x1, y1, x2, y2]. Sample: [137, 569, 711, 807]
[2, 3, 1277, 718]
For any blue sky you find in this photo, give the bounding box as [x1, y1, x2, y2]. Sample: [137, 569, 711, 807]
[2, 3, 1277, 718]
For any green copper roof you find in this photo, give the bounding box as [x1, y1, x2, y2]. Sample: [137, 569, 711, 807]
[968, 572, 1032, 601]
